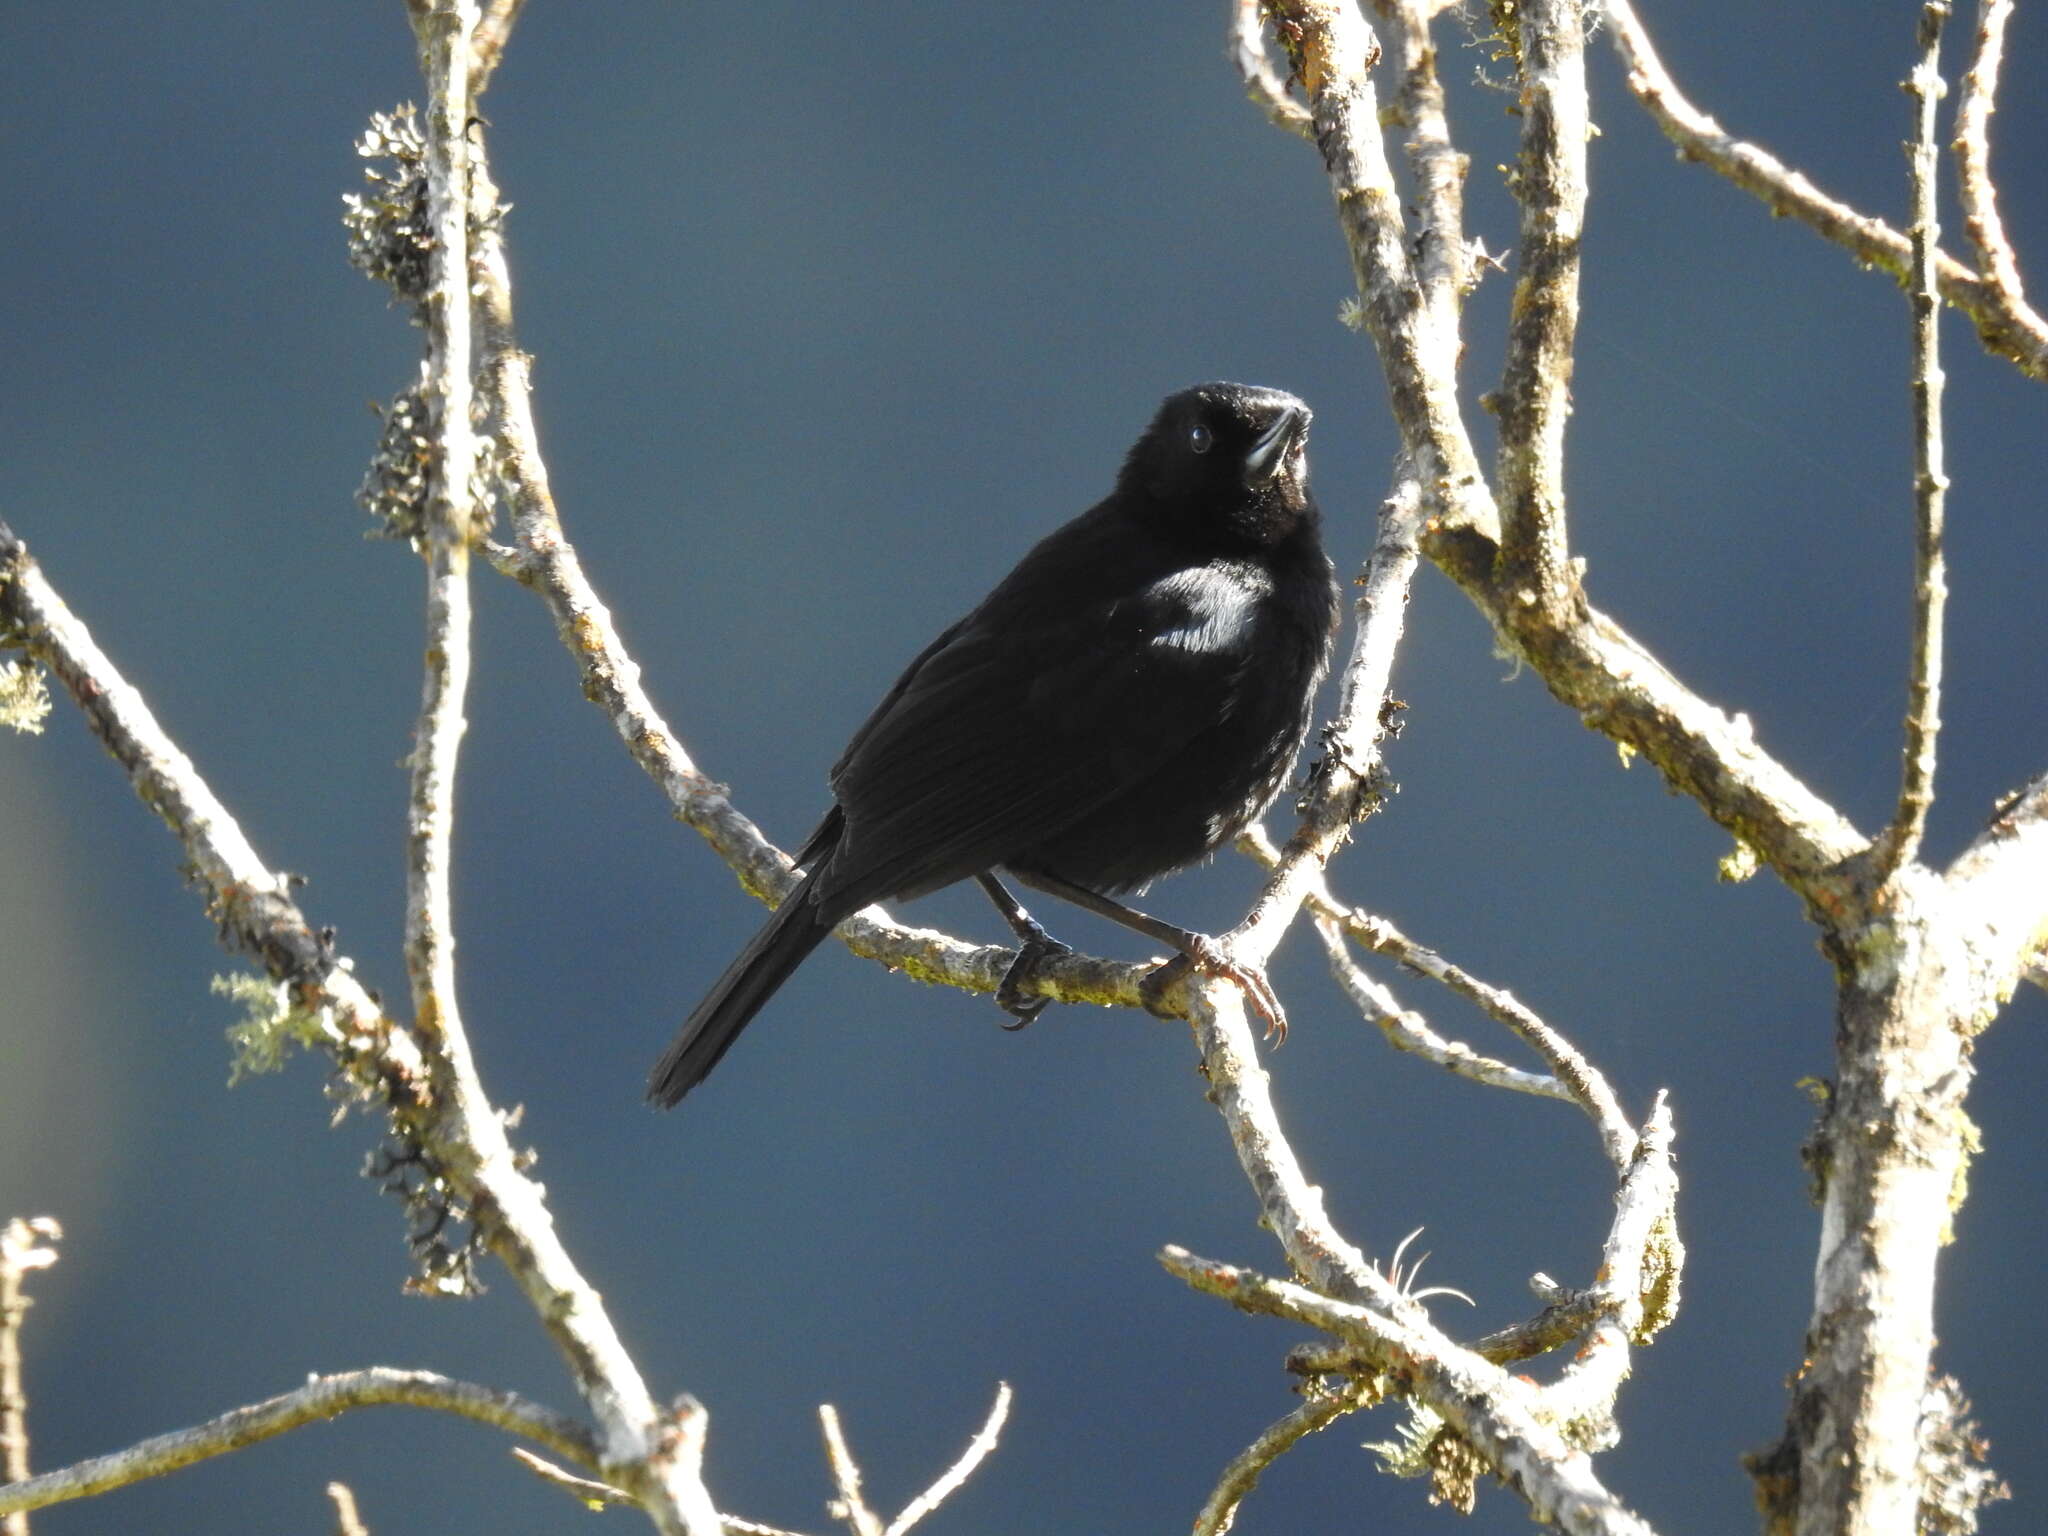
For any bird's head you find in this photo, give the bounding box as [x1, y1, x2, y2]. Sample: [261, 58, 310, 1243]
[1119, 383, 1316, 547]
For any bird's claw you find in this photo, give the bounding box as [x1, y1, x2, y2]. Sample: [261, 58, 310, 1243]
[996, 936, 1073, 1029]
[1140, 940, 1288, 1042]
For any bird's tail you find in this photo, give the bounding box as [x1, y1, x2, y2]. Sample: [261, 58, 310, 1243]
[648, 870, 839, 1107]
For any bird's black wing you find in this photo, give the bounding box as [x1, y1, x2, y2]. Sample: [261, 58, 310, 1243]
[815, 547, 1272, 907]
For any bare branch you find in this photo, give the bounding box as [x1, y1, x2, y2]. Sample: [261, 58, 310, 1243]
[1191, 1378, 1375, 1536]
[0, 1218, 60, 1536]
[0, 1369, 596, 1519]
[326, 1482, 371, 1536]
[1229, 0, 1313, 140]
[880, 1382, 1011, 1536]
[1313, 909, 1577, 1104]
[1872, 4, 1954, 880]
[1263, 0, 1495, 543]
[1953, 0, 2047, 359]
[1603, 0, 2048, 380]
[1160, 1248, 1660, 1535]
[1494, 0, 1590, 620]
[817, 1406, 884, 1536]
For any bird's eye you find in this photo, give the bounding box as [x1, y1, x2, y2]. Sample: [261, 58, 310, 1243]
[1188, 423, 1213, 454]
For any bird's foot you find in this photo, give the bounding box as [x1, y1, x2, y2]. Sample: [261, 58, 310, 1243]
[1140, 940, 1289, 1042]
[995, 936, 1073, 1030]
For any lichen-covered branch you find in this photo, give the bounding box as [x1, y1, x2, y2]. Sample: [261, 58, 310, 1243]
[1161, 1248, 1660, 1536]
[1191, 1378, 1376, 1536]
[1266, 0, 1495, 543]
[1604, 0, 2048, 381]
[1494, 0, 1589, 619]
[1370, 0, 1473, 327]
[0, 1369, 596, 1519]
[1228, 0, 1313, 140]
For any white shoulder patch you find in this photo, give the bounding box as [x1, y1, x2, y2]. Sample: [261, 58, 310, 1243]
[1143, 563, 1272, 655]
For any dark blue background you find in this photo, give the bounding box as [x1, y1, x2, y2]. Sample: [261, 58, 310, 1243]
[1, 3, 2042, 1532]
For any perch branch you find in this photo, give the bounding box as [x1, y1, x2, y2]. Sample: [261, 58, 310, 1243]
[1603, 0, 2048, 380]
[0, 1369, 595, 1518]
[1872, 1, 1953, 880]
[468, 144, 1150, 1019]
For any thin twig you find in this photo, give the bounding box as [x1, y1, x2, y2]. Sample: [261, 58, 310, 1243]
[1603, 0, 2047, 380]
[1312, 910, 1576, 1105]
[883, 1382, 1012, 1536]
[1873, 2, 1953, 881]
[0, 1369, 596, 1518]
[509, 1446, 636, 1508]
[0, 1219, 60, 1536]
[327, 1482, 371, 1536]
[1191, 1378, 1375, 1536]
[404, 0, 479, 1056]
[1160, 1247, 1658, 1535]
[816, 1406, 884, 1536]
[1338, 905, 1634, 1165]
[1229, 0, 1314, 140]
[1953, 0, 2046, 358]
[1494, 0, 1589, 618]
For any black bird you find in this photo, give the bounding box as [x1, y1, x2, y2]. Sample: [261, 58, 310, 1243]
[649, 382, 1339, 1106]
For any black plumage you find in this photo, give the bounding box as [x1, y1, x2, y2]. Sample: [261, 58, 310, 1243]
[649, 382, 1340, 1106]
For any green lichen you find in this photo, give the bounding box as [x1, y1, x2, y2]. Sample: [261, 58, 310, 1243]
[215, 971, 330, 1084]
[0, 659, 50, 734]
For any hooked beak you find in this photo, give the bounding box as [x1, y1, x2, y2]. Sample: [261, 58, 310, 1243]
[1242, 403, 1310, 488]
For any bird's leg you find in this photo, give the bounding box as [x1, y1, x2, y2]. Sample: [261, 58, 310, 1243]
[1008, 870, 1288, 1041]
[976, 873, 1073, 1029]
